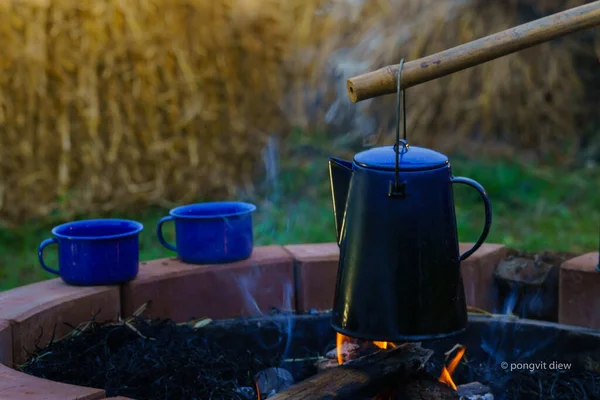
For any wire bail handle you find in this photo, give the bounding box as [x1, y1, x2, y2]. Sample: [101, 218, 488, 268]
[388, 58, 408, 198]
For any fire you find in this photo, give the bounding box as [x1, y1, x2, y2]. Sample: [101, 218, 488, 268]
[336, 333, 396, 365]
[336, 332, 349, 364]
[373, 341, 396, 350]
[438, 346, 466, 390]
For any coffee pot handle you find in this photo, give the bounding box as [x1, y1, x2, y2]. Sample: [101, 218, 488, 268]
[451, 177, 492, 261]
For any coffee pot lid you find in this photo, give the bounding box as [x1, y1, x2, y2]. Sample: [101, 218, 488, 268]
[354, 143, 448, 171]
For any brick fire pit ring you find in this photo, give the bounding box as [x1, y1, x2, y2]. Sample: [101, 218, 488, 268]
[0, 243, 598, 399]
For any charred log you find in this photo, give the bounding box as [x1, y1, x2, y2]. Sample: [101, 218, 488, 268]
[393, 378, 458, 400]
[268, 343, 433, 400]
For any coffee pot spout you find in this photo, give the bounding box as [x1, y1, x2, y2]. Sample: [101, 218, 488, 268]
[328, 157, 354, 246]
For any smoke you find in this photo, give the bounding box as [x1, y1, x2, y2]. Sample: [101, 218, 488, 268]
[234, 263, 296, 359]
[478, 283, 559, 378]
[261, 135, 281, 203]
[498, 284, 519, 316]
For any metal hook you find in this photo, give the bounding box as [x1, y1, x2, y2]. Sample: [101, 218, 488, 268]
[388, 59, 408, 198]
[393, 138, 409, 154]
[396, 60, 407, 144]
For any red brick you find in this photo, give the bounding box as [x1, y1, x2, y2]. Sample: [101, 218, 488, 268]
[284, 243, 339, 312]
[559, 252, 600, 329]
[121, 245, 295, 321]
[0, 319, 12, 366]
[0, 279, 120, 365]
[0, 363, 105, 399]
[459, 243, 508, 312]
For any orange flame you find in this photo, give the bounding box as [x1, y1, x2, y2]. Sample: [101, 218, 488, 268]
[336, 332, 348, 364]
[373, 341, 396, 349]
[438, 346, 466, 390]
[336, 333, 396, 365]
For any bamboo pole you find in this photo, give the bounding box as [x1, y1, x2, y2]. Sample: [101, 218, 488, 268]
[346, 1, 600, 103]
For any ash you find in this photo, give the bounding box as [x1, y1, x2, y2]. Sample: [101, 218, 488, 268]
[21, 315, 325, 400]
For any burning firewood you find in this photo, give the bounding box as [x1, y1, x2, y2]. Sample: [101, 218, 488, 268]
[291, 338, 485, 399]
[268, 343, 433, 399]
[314, 340, 361, 371]
[326, 340, 361, 360]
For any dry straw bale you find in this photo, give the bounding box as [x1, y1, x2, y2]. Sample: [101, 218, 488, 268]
[0, 0, 323, 224]
[0, 0, 597, 224]
[295, 0, 598, 162]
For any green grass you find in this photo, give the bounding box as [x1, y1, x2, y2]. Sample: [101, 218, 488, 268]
[0, 141, 598, 291]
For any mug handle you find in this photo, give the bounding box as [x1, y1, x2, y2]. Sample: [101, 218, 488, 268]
[451, 176, 492, 262]
[157, 216, 177, 252]
[38, 238, 60, 275]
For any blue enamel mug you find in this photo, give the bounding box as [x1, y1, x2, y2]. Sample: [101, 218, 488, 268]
[157, 202, 256, 264]
[38, 219, 144, 286]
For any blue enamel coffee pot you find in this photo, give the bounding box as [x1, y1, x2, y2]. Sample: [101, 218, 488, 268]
[328, 139, 492, 341]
